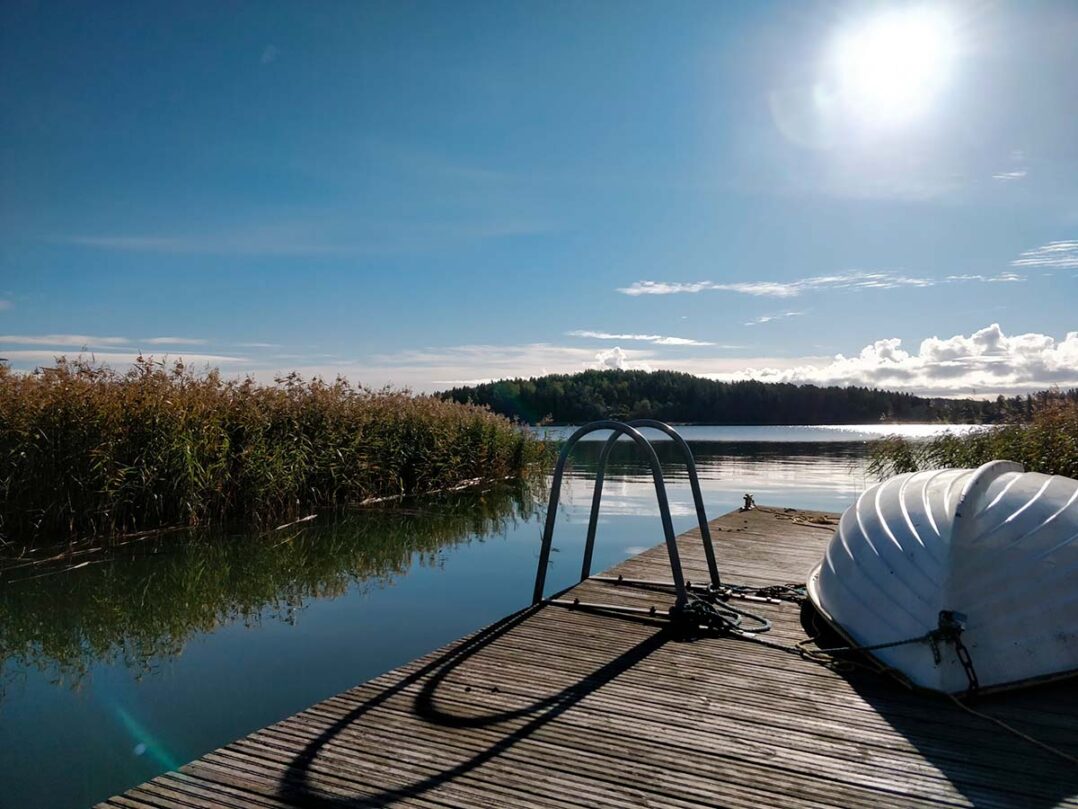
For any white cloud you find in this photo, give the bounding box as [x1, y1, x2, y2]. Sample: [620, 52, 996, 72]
[943, 272, 1024, 283]
[591, 346, 652, 372]
[0, 300, 12, 311]
[619, 270, 1031, 298]
[242, 344, 815, 392]
[363, 343, 612, 386]
[260, 45, 279, 65]
[0, 334, 212, 348]
[745, 311, 805, 327]
[0, 334, 130, 346]
[236, 342, 666, 391]
[618, 281, 717, 296]
[431, 377, 498, 386]
[1011, 241, 1078, 270]
[620, 271, 938, 298]
[594, 346, 630, 370]
[566, 330, 715, 346]
[144, 337, 208, 345]
[0, 350, 248, 365]
[711, 324, 1078, 396]
[992, 170, 1027, 181]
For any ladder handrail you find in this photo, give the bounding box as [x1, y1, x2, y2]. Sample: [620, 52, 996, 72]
[532, 420, 687, 606]
[582, 419, 720, 587]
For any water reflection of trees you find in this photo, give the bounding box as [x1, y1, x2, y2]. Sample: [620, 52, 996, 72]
[0, 480, 541, 686]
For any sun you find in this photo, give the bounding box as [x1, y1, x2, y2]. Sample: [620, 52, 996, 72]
[830, 7, 955, 125]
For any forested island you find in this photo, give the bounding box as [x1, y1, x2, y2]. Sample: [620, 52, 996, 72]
[440, 370, 1049, 425]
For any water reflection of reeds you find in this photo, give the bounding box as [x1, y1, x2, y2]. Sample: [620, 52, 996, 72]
[0, 479, 542, 687]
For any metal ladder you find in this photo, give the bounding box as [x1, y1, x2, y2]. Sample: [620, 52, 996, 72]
[531, 419, 722, 621]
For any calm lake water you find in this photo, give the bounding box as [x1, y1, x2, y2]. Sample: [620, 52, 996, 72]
[0, 423, 974, 807]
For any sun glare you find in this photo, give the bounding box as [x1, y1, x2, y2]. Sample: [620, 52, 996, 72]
[831, 7, 955, 125]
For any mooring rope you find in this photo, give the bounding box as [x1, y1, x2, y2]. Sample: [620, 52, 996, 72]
[945, 693, 1078, 768]
[704, 582, 1078, 769]
[593, 574, 1078, 766]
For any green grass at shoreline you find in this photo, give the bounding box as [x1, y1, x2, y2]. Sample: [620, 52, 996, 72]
[0, 358, 548, 550]
[868, 397, 1078, 479]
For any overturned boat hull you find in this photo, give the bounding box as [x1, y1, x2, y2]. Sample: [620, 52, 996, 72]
[807, 461, 1078, 694]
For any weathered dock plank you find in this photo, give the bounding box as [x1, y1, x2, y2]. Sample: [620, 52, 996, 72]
[99, 506, 1078, 809]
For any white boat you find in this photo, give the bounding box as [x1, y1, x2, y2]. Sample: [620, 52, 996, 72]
[806, 460, 1078, 694]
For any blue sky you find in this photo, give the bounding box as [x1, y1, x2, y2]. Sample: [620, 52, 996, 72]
[1, 0, 1076, 394]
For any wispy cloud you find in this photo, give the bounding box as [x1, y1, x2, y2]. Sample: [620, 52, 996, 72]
[0, 334, 129, 346]
[0, 334, 212, 348]
[744, 311, 805, 327]
[260, 44, 279, 65]
[619, 272, 933, 298]
[251, 343, 810, 392]
[279, 342, 662, 390]
[59, 217, 554, 257]
[1011, 240, 1078, 270]
[144, 336, 207, 345]
[236, 342, 282, 349]
[618, 281, 718, 296]
[0, 300, 12, 311]
[566, 330, 716, 346]
[0, 350, 248, 365]
[619, 271, 1026, 298]
[60, 234, 353, 257]
[943, 272, 1024, 283]
[992, 150, 1027, 182]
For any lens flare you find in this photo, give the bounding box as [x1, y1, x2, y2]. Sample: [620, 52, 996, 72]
[114, 704, 180, 772]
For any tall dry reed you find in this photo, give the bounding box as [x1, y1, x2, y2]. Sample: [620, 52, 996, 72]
[867, 396, 1078, 479]
[0, 357, 547, 548]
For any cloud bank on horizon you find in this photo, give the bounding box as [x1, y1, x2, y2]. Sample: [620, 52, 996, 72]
[706, 324, 1078, 396]
[3, 323, 1074, 398]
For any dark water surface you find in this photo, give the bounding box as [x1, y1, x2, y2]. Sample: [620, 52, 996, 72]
[0, 425, 967, 807]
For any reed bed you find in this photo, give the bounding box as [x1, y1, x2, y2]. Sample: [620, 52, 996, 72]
[868, 396, 1078, 479]
[0, 358, 547, 550]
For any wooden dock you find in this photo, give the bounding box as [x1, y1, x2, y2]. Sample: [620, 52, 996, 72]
[100, 506, 1078, 809]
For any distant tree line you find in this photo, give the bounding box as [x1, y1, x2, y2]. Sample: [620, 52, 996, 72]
[439, 370, 1075, 425]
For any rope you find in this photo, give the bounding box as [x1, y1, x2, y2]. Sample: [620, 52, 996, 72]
[598, 573, 1078, 767]
[719, 582, 807, 603]
[796, 631, 936, 662]
[724, 597, 1078, 768]
[946, 694, 1078, 768]
[605, 575, 1078, 768]
[684, 589, 772, 633]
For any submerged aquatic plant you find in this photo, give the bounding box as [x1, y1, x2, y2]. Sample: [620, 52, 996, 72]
[867, 396, 1078, 479]
[0, 357, 548, 549]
